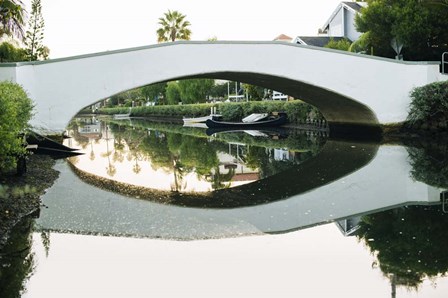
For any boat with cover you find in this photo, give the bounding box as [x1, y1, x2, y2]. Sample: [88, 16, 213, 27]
[205, 112, 287, 129]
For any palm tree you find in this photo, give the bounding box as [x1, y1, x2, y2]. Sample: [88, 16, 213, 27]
[0, 0, 26, 40]
[156, 10, 191, 43]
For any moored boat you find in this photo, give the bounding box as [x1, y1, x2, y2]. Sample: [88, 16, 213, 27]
[183, 107, 221, 125]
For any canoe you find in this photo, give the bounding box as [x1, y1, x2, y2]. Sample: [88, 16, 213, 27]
[205, 113, 287, 129]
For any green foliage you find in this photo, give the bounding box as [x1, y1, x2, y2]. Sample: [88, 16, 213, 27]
[178, 79, 215, 104]
[324, 38, 352, 51]
[0, 217, 35, 298]
[140, 82, 167, 104]
[408, 145, 448, 189]
[156, 10, 191, 43]
[0, 0, 26, 40]
[24, 0, 48, 61]
[242, 83, 265, 101]
[0, 41, 26, 62]
[407, 81, 448, 123]
[348, 32, 372, 54]
[0, 81, 34, 172]
[165, 81, 181, 105]
[355, 0, 448, 61]
[358, 205, 448, 288]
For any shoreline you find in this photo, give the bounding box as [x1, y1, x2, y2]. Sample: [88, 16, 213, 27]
[0, 154, 60, 250]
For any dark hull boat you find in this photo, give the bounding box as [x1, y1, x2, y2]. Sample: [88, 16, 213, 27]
[205, 113, 287, 129]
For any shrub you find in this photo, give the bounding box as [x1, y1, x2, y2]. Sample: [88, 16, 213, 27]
[0, 81, 34, 172]
[407, 81, 448, 123]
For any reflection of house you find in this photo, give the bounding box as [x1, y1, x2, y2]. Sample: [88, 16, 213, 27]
[273, 149, 291, 161]
[215, 143, 260, 184]
[335, 216, 361, 236]
[293, 1, 367, 47]
[77, 117, 102, 139]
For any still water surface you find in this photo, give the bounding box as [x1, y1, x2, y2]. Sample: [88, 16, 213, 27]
[2, 116, 448, 297]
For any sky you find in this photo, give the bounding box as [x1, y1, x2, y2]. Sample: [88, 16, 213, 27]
[21, 0, 344, 59]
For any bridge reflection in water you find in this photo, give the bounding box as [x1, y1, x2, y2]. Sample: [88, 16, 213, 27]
[35, 129, 442, 240]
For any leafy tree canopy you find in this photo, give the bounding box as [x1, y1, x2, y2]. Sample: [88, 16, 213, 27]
[165, 81, 181, 105]
[0, 41, 25, 62]
[0, 81, 34, 172]
[0, 0, 26, 40]
[178, 79, 214, 104]
[355, 0, 448, 61]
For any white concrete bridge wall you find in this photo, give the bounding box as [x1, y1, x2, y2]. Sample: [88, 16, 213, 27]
[0, 41, 443, 132]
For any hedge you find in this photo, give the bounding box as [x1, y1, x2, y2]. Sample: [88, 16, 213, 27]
[98, 100, 324, 124]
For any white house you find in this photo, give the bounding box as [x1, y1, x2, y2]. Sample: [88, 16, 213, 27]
[294, 1, 367, 46]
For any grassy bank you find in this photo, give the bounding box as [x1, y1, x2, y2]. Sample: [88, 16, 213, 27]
[98, 100, 325, 124]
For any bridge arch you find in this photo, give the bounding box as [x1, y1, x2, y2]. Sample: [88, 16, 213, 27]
[0, 41, 442, 132]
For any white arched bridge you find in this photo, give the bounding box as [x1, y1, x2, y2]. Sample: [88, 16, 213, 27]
[0, 41, 444, 132]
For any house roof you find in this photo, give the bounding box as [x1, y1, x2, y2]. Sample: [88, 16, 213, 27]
[343, 1, 364, 12]
[273, 34, 293, 42]
[294, 36, 348, 47]
[321, 1, 367, 33]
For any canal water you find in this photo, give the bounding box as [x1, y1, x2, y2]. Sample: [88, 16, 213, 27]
[2, 116, 448, 297]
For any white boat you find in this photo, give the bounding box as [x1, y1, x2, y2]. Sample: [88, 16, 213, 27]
[183, 107, 221, 125]
[113, 108, 131, 119]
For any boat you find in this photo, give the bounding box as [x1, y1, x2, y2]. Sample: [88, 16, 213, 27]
[183, 107, 221, 125]
[113, 108, 131, 119]
[205, 112, 288, 129]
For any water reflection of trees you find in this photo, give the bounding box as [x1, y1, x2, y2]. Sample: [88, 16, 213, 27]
[67, 118, 327, 192]
[408, 142, 448, 189]
[0, 218, 35, 298]
[111, 125, 322, 188]
[357, 205, 448, 289]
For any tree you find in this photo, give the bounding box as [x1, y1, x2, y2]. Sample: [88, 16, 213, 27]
[178, 79, 214, 104]
[140, 82, 167, 105]
[0, 41, 26, 62]
[0, 0, 26, 40]
[0, 81, 33, 172]
[242, 83, 265, 101]
[355, 0, 448, 61]
[324, 38, 352, 51]
[156, 10, 191, 43]
[165, 81, 181, 105]
[357, 205, 448, 288]
[24, 0, 48, 61]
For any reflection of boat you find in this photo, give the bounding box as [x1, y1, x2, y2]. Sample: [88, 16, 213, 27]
[26, 131, 83, 158]
[205, 112, 287, 129]
[206, 127, 289, 138]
